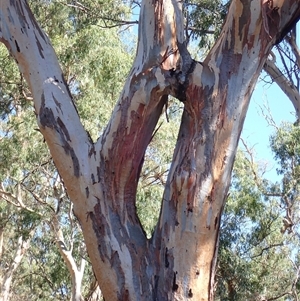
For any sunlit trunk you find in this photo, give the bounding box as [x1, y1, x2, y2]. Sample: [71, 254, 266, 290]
[0, 0, 299, 300]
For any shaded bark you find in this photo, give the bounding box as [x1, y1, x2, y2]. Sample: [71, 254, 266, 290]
[0, 0, 300, 300]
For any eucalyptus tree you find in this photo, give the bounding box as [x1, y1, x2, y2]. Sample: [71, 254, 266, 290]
[0, 1, 133, 300]
[186, 1, 300, 116]
[270, 122, 300, 238]
[1, 1, 300, 301]
[216, 147, 300, 300]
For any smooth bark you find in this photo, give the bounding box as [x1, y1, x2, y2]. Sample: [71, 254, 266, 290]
[0, 0, 300, 300]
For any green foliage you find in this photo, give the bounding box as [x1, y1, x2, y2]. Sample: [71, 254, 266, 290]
[216, 136, 300, 300]
[136, 98, 183, 237]
[0, 0, 133, 299]
[270, 122, 300, 176]
[184, 0, 230, 49]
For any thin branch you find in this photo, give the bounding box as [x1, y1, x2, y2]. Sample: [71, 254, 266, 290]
[285, 34, 300, 70]
[251, 242, 284, 259]
[95, 18, 138, 29]
[0, 187, 40, 214]
[277, 45, 295, 84]
[63, 1, 139, 28]
[267, 291, 292, 301]
[264, 58, 300, 117]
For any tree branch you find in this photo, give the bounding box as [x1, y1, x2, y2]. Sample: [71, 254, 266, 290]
[263, 58, 300, 117]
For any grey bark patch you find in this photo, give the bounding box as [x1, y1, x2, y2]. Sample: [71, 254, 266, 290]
[52, 94, 62, 112]
[89, 207, 108, 263]
[91, 173, 96, 185]
[34, 32, 44, 58]
[152, 275, 159, 300]
[165, 247, 169, 268]
[15, 40, 20, 52]
[97, 166, 101, 183]
[22, 1, 46, 40]
[39, 93, 80, 177]
[14, 1, 30, 33]
[7, 7, 15, 25]
[88, 143, 96, 158]
[64, 145, 80, 178]
[57, 117, 71, 141]
[39, 93, 55, 129]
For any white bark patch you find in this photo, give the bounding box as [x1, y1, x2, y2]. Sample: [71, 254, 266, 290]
[233, 0, 244, 54]
[225, 44, 261, 120]
[190, 63, 204, 87]
[207, 60, 220, 98]
[154, 67, 167, 91]
[132, 78, 148, 105]
[135, 3, 155, 68]
[109, 234, 136, 297]
[198, 175, 213, 209]
[180, 202, 198, 233]
[195, 141, 207, 179]
[249, 1, 263, 35]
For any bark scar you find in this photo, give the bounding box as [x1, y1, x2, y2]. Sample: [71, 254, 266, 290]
[172, 272, 179, 291]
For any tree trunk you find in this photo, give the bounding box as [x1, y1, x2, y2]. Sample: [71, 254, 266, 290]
[0, 0, 300, 300]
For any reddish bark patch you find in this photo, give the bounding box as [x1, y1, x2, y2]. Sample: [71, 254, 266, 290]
[154, 0, 164, 44]
[185, 84, 205, 118]
[261, 0, 280, 40]
[216, 90, 227, 129]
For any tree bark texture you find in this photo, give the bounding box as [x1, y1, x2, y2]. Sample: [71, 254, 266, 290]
[0, 0, 300, 300]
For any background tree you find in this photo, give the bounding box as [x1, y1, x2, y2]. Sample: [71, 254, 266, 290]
[216, 140, 300, 300]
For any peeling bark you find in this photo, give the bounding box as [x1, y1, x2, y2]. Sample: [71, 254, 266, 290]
[0, 0, 300, 300]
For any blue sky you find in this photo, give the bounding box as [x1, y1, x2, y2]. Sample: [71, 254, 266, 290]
[241, 23, 299, 181]
[241, 75, 296, 180]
